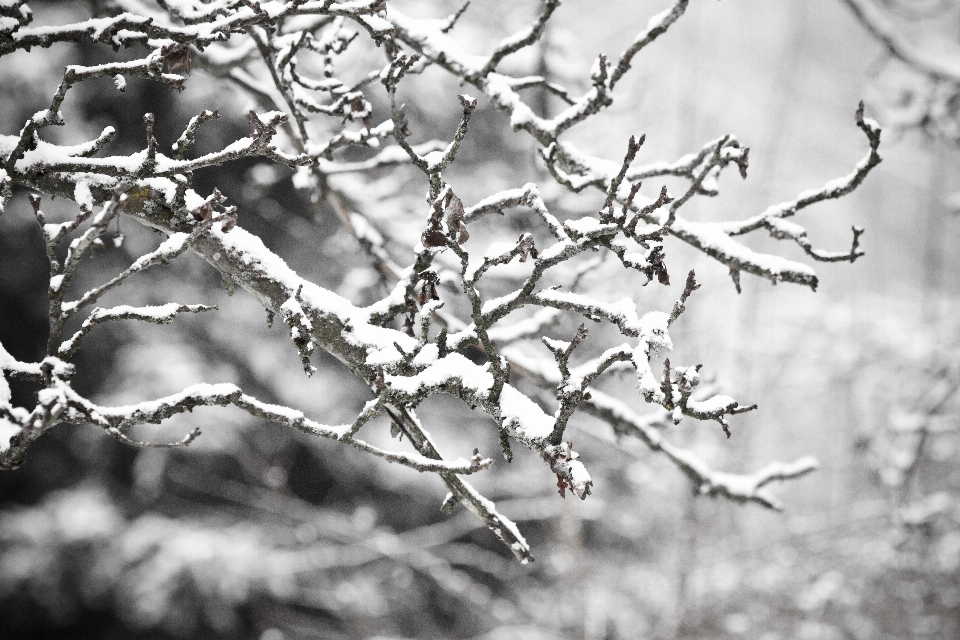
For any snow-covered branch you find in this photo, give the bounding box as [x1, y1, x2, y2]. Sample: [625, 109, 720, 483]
[0, 0, 881, 560]
[388, 3, 881, 291]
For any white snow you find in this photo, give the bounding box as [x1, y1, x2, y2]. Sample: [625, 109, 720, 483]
[485, 73, 539, 129]
[673, 219, 816, 278]
[632, 311, 672, 403]
[685, 395, 736, 414]
[536, 239, 574, 262]
[386, 353, 492, 394]
[480, 290, 521, 316]
[98, 383, 239, 420]
[0, 415, 19, 453]
[563, 216, 612, 236]
[423, 150, 445, 170]
[74, 180, 94, 211]
[567, 459, 592, 494]
[487, 308, 560, 343]
[498, 384, 553, 440]
[645, 7, 673, 33]
[130, 233, 191, 270]
[95, 303, 207, 321]
[388, 9, 488, 75]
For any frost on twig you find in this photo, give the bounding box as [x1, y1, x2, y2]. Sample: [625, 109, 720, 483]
[0, 0, 881, 560]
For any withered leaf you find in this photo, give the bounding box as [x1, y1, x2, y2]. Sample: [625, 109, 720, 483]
[163, 47, 192, 75]
[444, 193, 465, 226]
[198, 201, 214, 221]
[657, 266, 670, 286]
[421, 230, 447, 248]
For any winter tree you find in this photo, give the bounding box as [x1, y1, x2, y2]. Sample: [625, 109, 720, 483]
[0, 0, 883, 569]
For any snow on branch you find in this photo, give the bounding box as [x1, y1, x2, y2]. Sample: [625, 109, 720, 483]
[1, 0, 393, 56]
[0, 0, 880, 560]
[388, 3, 881, 291]
[0, 377, 502, 484]
[609, 0, 689, 89]
[501, 345, 803, 510]
[12, 109, 308, 180]
[58, 303, 217, 360]
[478, 0, 560, 78]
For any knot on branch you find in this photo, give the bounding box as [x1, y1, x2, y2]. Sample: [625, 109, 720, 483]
[381, 53, 421, 93]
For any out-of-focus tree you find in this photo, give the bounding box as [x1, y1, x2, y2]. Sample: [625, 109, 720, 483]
[842, 0, 960, 145]
[0, 0, 887, 637]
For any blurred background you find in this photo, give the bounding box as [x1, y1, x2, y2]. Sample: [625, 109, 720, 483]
[1, 0, 959, 638]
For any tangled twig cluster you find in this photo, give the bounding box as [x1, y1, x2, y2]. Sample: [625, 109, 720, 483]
[0, 0, 879, 561]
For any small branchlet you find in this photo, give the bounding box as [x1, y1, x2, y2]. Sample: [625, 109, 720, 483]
[678, 388, 758, 438]
[413, 94, 478, 200]
[172, 109, 220, 160]
[36, 185, 130, 350]
[601, 134, 645, 221]
[440, 1, 471, 33]
[610, 0, 690, 89]
[478, 0, 560, 78]
[660, 357, 676, 409]
[62, 216, 211, 332]
[543, 441, 592, 500]
[140, 113, 158, 175]
[381, 52, 421, 96]
[60, 304, 217, 360]
[729, 267, 742, 294]
[281, 285, 318, 377]
[668, 270, 701, 325]
[543, 323, 589, 443]
[626, 185, 674, 237]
